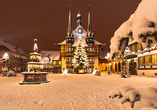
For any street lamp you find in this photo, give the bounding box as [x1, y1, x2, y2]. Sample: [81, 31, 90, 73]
[105, 52, 111, 75]
[122, 47, 131, 77]
[3, 53, 9, 68]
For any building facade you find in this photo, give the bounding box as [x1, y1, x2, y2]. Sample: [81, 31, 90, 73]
[57, 6, 104, 73]
[111, 38, 157, 77]
[40, 50, 61, 73]
[0, 41, 29, 72]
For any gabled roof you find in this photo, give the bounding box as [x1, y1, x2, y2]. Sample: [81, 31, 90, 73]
[0, 41, 28, 56]
[57, 40, 66, 45]
[94, 40, 104, 45]
[73, 25, 87, 35]
[57, 38, 104, 46]
[41, 51, 60, 63]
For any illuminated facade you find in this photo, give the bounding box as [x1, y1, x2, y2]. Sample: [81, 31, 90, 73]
[27, 39, 61, 73]
[57, 5, 104, 73]
[112, 38, 157, 76]
[40, 50, 61, 73]
[0, 41, 29, 72]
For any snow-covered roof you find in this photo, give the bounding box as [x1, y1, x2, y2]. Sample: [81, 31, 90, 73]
[41, 51, 60, 63]
[110, 0, 157, 59]
[73, 25, 87, 34]
[94, 40, 104, 45]
[128, 39, 137, 46]
[30, 52, 41, 56]
[27, 62, 43, 65]
[0, 41, 28, 56]
[57, 40, 66, 45]
[57, 25, 103, 46]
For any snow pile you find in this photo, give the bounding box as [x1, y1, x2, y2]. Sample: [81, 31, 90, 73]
[109, 84, 157, 110]
[62, 69, 68, 74]
[110, 0, 157, 59]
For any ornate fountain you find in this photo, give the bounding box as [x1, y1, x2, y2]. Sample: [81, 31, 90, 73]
[19, 39, 50, 84]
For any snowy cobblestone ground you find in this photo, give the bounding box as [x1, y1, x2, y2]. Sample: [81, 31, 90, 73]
[0, 73, 156, 110]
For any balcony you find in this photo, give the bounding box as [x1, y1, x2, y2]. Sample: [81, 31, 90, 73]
[66, 61, 72, 64]
[86, 50, 95, 53]
[66, 50, 74, 53]
[89, 61, 94, 64]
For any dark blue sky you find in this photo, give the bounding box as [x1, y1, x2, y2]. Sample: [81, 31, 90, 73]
[0, 0, 141, 54]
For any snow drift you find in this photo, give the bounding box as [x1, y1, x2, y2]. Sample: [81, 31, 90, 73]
[110, 0, 157, 59]
[109, 84, 157, 110]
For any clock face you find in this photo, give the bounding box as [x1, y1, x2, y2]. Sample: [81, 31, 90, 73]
[78, 28, 83, 34]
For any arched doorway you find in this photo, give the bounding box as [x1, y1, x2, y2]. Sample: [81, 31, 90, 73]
[118, 62, 121, 72]
[129, 60, 137, 75]
[115, 63, 117, 71]
[122, 61, 125, 66]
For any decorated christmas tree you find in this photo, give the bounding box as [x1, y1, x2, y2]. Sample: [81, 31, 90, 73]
[72, 39, 89, 69]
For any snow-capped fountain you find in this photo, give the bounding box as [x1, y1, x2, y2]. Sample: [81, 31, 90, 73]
[19, 39, 50, 84]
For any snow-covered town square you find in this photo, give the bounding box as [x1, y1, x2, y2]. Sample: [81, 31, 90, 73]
[0, 73, 157, 110]
[1, 0, 157, 110]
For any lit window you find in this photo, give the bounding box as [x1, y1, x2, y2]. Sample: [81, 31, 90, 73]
[150, 40, 155, 47]
[139, 57, 144, 65]
[145, 56, 151, 65]
[152, 55, 157, 65]
[132, 45, 135, 52]
[137, 43, 141, 50]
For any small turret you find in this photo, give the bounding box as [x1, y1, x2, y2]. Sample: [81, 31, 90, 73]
[33, 39, 38, 52]
[77, 11, 82, 26]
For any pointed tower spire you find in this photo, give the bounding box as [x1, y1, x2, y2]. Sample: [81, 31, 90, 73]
[87, 5, 92, 36]
[67, 4, 72, 36]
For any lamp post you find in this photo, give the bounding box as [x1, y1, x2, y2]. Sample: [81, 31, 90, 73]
[123, 48, 131, 77]
[3, 53, 9, 68]
[105, 52, 111, 75]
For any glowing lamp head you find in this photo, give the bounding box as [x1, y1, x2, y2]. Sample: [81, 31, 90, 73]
[3, 53, 9, 59]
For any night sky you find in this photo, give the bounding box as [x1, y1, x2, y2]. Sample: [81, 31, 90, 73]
[0, 0, 141, 54]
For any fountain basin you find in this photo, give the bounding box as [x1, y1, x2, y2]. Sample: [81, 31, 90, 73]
[19, 72, 50, 85]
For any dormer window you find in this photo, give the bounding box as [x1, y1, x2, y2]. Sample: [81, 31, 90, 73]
[69, 39, 71, 41]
